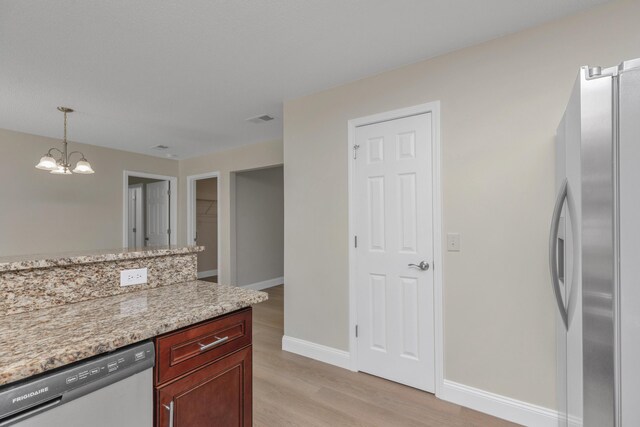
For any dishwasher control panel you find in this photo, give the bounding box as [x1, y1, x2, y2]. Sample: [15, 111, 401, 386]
[0, 341, 154, 424]
[59, 344, 151, 387]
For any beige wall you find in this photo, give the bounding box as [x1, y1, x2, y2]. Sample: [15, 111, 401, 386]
[196, 178, 218, 273]
[283, 0, 640, 409]
[178, 139, 283, 285]
[0, 128, 178, 256]
[1, 126, 283, 282]
[234, 166, 284, 286]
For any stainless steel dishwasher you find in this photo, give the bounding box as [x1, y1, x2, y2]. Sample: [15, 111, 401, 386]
[0, 341, 154, 427]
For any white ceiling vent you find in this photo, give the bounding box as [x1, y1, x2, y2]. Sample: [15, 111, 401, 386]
[246, 114, 275, 124]
[151, 144, 170, 150]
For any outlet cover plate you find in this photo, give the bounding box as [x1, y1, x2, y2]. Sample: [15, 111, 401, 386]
[120, 268, 148, 287]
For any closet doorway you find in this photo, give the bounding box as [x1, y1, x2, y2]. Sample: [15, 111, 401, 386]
[187, 172, 220, 282]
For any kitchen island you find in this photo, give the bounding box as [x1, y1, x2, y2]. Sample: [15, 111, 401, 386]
[0, 280, 267, 386]
[0, 246, 267, 426]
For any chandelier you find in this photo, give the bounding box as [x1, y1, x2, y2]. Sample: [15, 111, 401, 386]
[35, 107, 95, 175]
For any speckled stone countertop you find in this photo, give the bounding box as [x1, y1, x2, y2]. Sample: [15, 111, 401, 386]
[0, 246, 203, 272]
[0, 280, 267, 387]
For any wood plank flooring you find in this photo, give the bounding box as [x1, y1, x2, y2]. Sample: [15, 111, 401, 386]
[252, 285, 519, 426]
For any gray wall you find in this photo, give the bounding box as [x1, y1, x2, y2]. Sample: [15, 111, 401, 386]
[283, 0, 640, 410]
[128, 176, 163, 185]
[0, 128, 178, 256]
[234, 166, 284, 286]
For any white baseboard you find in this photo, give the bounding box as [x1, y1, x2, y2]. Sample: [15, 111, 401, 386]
[438, 380, 558, 427]
[282, 335, 352, 370]
[240, 276, 284, 291]
[197, 269, 218, 279]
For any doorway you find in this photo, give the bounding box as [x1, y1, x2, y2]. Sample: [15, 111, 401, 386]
[124, 171, 178, 248]
[196, 177, 219, 281]
[348, 103, 443, 393]
[187, 172, 221, 282]
[231, 166, 284, 289]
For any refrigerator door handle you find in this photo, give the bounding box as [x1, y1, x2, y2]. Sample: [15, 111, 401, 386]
[549, 178, 569, 330]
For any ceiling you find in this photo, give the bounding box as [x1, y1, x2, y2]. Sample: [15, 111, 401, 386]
[0, 0, 610, 159]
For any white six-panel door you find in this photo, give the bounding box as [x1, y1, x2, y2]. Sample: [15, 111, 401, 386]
[355, 112, 435, 392]
[146, 180, 170, 247]
[128, 185, 144, 248]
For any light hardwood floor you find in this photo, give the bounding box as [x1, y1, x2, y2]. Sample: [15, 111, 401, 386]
[252, 285, 518, 427]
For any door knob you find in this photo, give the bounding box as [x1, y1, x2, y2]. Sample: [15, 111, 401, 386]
[408, 261, 430, 271]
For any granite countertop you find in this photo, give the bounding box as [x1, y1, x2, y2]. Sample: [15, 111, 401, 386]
[0, 280, 267, 387]
[0, 246, 204, 273]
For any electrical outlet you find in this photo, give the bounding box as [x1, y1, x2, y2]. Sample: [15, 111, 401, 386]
[447, 233, 461, 252]
[120, 268, 148, 287]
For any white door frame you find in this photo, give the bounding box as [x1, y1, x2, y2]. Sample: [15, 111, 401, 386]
[187, 171, 221, 280]
[347, 101, 443, 395]
[123, 171, 178, 247]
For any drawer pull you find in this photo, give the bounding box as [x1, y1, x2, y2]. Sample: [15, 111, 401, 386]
[198, 336, 229, 351]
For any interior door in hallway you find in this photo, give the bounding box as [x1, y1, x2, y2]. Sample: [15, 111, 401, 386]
[146, 180, 170, 247]
[355, 112, 435, 392]
[128, 184, 143, 248]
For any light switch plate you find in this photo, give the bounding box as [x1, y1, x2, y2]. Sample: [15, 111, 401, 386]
[120, 268, 148, 287]
[447, 233, 460, 252]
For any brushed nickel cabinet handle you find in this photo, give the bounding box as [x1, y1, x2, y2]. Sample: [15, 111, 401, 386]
[198, 335, 229, 351]
[163, 401, 174, 427]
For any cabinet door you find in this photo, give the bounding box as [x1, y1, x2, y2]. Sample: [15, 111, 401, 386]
[157, 346, 252, 427]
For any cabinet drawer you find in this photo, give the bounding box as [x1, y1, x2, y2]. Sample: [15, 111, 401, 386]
[155, 308, 251, 385]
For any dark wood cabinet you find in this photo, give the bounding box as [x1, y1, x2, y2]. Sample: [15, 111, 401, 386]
[155, 309, 252, 385]
[156, 346, 252, 427]
[154, 308, 253, 427]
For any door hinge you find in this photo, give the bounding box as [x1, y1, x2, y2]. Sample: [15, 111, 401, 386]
[353, 144, 360, 160]
[167, 189, 171, 196]
[355, 325, 359, 338]
[132, 227, 136, 233]
[167, 229, 171, 235]
[354, 235, 358, 248]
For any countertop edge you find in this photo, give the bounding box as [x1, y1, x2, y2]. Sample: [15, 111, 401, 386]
[0, 246, 205, 273]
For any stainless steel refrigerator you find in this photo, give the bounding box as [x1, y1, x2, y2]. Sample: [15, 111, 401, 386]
[551, 57, 640, 427]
